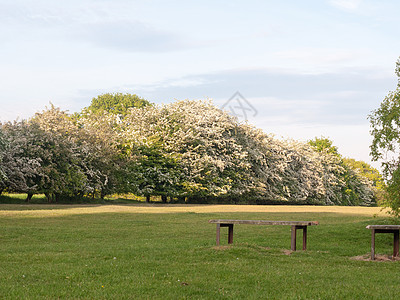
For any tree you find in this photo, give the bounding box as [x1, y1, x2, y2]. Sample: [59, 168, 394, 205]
[0, 128, 8, 193]
[369, 56, 400, 215]
[33, 105, 123, 200]
[0, 121, 62, 201]
[86, 93, 151, 116]
[308, 137, 376, 206]
[342, 158, 385, 204]
[308, 137, 340, 156]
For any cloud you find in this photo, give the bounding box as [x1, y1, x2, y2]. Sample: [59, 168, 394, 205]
[0, 2, 191, 53]
[73, 20, 188, 52]
[111, 66, 393, 127]
[275, 48, 369, 66]
[329, 0, 363, 11]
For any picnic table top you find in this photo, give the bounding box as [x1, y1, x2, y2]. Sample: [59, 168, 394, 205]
[208, 219, 319, 226]
[366, 225, 400, 230]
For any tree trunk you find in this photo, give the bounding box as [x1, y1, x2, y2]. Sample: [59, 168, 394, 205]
[45, 192, 54, 203]
[0, 188, 4, 196]
[146, 195, 150, 203]
[26, 193, 33, 202]
[100, 189, 106, 200]
[161, 195, 167, 203]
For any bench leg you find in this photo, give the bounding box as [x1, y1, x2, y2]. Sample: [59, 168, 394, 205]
[291, 226, 308, 251]
[216, 224, 221, 246]
[291, 226, 297, 251]
[394, 230, 399, 258]
[302, 226, 308, 250]
[228, 224, 234, 244]
[371, 229, 375, 260]
[216, 224, 234, 245]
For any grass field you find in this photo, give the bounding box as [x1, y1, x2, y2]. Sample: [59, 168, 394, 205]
[0, 203, 399, 299]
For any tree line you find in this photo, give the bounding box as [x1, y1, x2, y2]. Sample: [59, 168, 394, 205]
[0, 93, 383, 205]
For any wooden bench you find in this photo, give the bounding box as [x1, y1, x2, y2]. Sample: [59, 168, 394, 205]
[366, 225, 400, 260]
[209, 219, 319, 251]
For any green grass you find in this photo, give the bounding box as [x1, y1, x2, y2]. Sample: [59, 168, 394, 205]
[0, 205, 399, 299]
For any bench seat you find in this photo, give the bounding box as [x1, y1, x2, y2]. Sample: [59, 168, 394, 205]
[209, 219, 318, 251]
[366, 225, 400, 260]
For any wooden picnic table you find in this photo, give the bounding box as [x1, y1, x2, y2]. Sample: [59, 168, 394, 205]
[366, 225, 400, 260]
[209, 219, 319, 251]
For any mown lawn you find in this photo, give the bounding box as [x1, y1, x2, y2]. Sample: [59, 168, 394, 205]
[0, 204, 399, 299]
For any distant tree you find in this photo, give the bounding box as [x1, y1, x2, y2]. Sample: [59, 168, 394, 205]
[369, 56, 400, 215]
[0, 121, 63, 201]
[308, 137, 340, 156]
[86, 93, 151, 116]
[309, 137, 376, 206]
[33, 105, 123, 200]
[342, 158, 385, 193]
[0, 128, 7, 192]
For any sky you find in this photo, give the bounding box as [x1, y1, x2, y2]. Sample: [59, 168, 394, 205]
[1, 0, 399, 168]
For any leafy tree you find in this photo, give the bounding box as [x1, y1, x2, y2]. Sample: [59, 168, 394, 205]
[369, 56, 400, 215]
[308, 137, 340, 156]
[342, 158, 385, 204]
[308, 137, 376, 206]
[33, 105, 123, 200]
[0, 128, 7, 192]
[86, 93, 151, 116]
[0, 121, 66, 201]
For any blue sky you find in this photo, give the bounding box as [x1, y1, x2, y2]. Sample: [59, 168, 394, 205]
[1, 0, 399, 167]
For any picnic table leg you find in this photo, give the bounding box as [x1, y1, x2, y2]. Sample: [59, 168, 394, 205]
[371, 229, 375, 260]
[291, 225, 297, 251]
[228, 224, 234, 244]
[302, 226, 308, 250]
[394, 230, 399, 258]
[216, 224, 221, 246]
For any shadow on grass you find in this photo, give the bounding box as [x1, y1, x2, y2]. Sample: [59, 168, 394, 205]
[0, 193, 145, 207]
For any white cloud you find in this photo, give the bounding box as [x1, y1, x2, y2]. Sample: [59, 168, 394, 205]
[275, 48, 370, 70]
[329, 0, 363, 11]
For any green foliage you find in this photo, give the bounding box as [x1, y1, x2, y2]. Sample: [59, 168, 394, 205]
[0, 129, 7, 187]
[369, 56, 400, 215]
[87, 93, 151, 115]
[308, 136, 340, 156]
[343, 158, 385, 204]
[309, 137, 378, 206]
[1, 96, 380, 205]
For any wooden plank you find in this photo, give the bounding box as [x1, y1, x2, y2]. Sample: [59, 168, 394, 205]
[302, 226, 307, 250]
[291, 226, 297, 251]
[208, 219, 319, 226]
[371, 229, 375, 260]
[366, 225, 400, 230]
[394, 230, 399, 258]
[216, 224, 221, 246]
[228, 224, 234, 244]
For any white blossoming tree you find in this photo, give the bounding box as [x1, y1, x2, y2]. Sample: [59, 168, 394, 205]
[1, 97, 379, 205]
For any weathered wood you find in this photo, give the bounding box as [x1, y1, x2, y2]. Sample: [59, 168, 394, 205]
[371, 229, 375, 260]
[209, 220, 319, 226]
[210, 219, 318, 251]
[291, 226, 297, 251]
[367, 225, 400, 259]
[216, 223, 221, 246]
[394, 231, 399, 257]
[228, 224, 234, 244]
[302, 226, 307, 250]
[366, 225, 400, 230]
